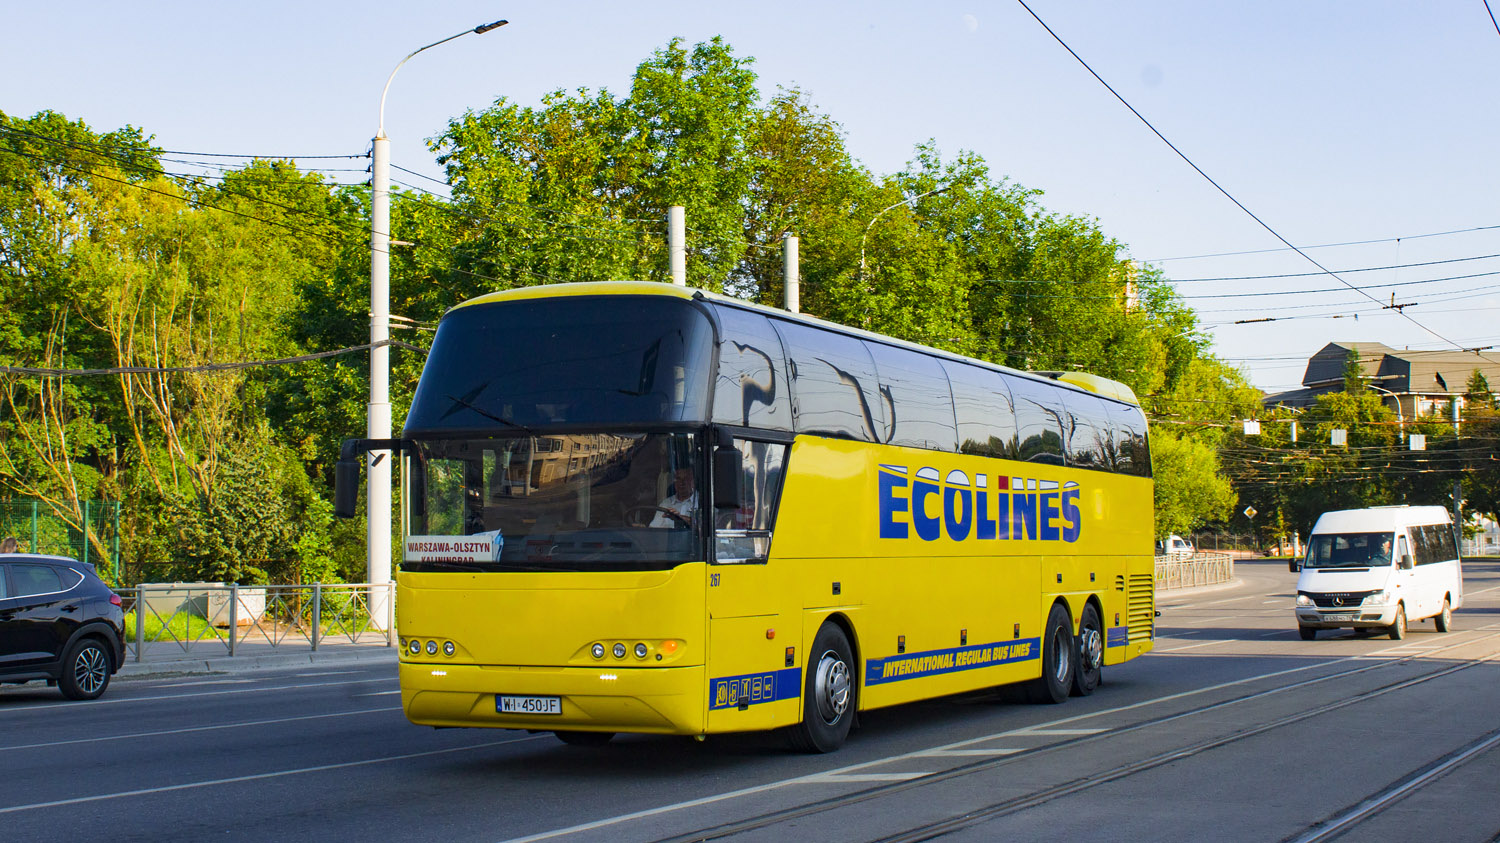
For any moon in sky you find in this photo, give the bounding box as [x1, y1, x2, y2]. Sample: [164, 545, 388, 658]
[962, 14, 980, 32]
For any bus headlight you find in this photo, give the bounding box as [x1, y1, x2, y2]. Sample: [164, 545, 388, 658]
[612, 643, 627, 658]
[591, 643, 606, 659]
[1364, 590, 1389, 607]
[408, 639, 422, 656]
[634, 643, 648, 659]
[443, 641, 455, 657]
[1296, 594, 1314, 607]
[426, 640, 439, 656]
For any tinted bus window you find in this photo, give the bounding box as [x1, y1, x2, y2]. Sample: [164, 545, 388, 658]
[710, 305, 792, 431]
[406, 297, 714, 432]
[867, 342, 958, 451]
[773, 319, 886, 441]
[1061, 391, 1112, 469]
[1105, 401, 1151, 477]
[941, 360, 1015, 458]
[1006, 375, 1065, 465]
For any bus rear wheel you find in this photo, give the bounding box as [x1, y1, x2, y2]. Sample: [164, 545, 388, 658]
[1434, 597, 1452, 632]
[1071, 603, 1103, 697]
[1027, 603, 1074, 705]
[554, 730, 614, 747]
[789, 623, 855, 753]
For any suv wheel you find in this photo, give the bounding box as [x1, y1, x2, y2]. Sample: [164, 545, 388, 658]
[60, 638, 112, 701]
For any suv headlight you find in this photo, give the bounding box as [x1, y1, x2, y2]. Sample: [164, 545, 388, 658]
[1363, 590, 1390, 606]
[1296, 593, 1314, 607]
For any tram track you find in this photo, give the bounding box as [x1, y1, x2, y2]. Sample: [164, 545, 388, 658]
[649, 628, 1500, 843]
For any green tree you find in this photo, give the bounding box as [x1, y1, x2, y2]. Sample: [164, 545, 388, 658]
[1150, 427, 1236, 538]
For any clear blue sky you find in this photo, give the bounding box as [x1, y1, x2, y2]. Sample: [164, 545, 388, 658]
[6, 1, 1499, 392]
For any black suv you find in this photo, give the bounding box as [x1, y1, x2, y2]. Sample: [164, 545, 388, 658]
[0, 554, 125, 700]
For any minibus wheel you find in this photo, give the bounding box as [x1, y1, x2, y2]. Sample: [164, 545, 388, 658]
[1027, 603, 1074, 705]
[1071, 603, 1103, 697]
[1298, 626, 1317, 641]
[1388, 604, 1407, 640]
[1434, 597, 1452, 632]
[789, 623, 855, 753]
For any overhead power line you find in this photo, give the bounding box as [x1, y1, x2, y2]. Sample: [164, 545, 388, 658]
[1144, 224, 1500, 263]
[0, 339, 425, 378]
[1014, 0, 1489, 364]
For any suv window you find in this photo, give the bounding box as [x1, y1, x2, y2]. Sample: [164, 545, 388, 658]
[10, 564, 64, 597]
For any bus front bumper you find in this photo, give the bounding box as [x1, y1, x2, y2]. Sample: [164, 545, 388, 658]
[400, 662, 706, 735]
[1294, 605, 1398, 629]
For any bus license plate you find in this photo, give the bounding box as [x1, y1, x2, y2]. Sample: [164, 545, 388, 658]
[497, 695, 561, 715]
[1323, 613, 1354, 622]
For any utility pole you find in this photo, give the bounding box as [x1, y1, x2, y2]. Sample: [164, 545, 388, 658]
[368, 20, 507, 629]
[668, 206, 685, 286]
[783, 234, 799, 313]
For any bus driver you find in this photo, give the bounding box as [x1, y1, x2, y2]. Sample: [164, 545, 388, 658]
[650, 467, 697, 529]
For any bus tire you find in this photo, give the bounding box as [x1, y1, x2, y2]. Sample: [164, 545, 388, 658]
[1388, 604, 1407, 640]
[789, 623, 855, 753]
[1027, 603, 1074, 705]
[1434, 597, 1452, 632]
[1071, 603, 1103, 697]
[1298, 626, 1317, 641]
[554, 730, 614, 747]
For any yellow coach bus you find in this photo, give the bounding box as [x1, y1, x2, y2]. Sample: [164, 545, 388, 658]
[337, 281, 1155, 752]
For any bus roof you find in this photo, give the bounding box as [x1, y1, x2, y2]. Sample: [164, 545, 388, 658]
[449, 281, 1140, 407]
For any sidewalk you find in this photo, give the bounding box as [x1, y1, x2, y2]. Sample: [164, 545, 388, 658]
[116, 640, 398, 680]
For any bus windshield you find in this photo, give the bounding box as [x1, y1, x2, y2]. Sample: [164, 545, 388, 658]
[404, 296, 714, 434]
[402, 432, 703, 573]
[1305, 532, 1395, 568]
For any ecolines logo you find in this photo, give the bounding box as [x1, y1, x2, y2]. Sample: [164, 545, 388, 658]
[878, 465, 1082, 543]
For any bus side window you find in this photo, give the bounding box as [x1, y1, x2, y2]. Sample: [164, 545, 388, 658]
[1105, 401, 1151, 477]
[1060, 390, 1112, 469]
[710, 306, 792, 430]
[867, 342, 959, 452]
[713, 439, 787, 564]
[773, 319, 886, 442]
[1006, 375, 1066, 465]
[941, 359, 1016, 459]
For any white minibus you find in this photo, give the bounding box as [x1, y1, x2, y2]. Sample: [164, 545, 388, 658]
[1292, 505, 1462, 640]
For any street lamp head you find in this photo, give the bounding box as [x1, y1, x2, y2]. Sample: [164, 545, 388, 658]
[475, 19, 508, 34]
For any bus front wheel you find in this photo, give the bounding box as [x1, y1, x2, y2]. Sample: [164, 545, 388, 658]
[789, 623, 855, 753]
[1027, 603, 1074, 705]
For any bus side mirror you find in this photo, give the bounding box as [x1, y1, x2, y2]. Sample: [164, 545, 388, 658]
[335, 457, 360, 519]
[713, 437, 742, 511]
[1288, 559, 1301, 573]
[1399, 553, 1414, 570]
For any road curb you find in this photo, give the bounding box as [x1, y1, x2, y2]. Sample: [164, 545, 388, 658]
[117, 646, 398, 680]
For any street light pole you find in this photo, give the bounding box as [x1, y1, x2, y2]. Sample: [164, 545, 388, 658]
[368, 20, 507, 628]
[858, 186, 949, 327]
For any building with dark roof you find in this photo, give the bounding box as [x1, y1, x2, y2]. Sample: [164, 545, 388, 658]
[1263, 341, 1500, 420]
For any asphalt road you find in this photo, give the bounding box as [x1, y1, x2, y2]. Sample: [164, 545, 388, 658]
[4, 557, 1499, 843]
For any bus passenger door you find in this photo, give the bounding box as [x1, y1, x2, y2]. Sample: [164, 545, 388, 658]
[705, 438, 799, 732]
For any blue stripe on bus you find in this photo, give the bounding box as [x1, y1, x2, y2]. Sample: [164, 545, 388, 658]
[709, 667, 802, 710]
[864, 638, 1041, 687]
[1107, 626, 1129, 648]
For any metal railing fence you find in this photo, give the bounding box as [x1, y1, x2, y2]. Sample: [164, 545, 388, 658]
[120, 583, 395, 662]
[1155, 552, 1235, 590]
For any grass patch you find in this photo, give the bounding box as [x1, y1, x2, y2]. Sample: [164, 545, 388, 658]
[124, 610, 221, 643]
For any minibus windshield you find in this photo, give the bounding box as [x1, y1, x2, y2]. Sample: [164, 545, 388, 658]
[1305, 532, 1395, 568]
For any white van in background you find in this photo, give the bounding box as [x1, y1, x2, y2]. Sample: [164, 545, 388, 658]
[1292, 505, 1462, 640]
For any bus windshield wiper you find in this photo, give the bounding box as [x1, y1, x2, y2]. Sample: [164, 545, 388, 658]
[445, 393, 534, 435]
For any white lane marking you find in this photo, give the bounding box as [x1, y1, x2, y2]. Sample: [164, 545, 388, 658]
[1157, 640, 1225, 652]
[915, 748, 1023, 757]
[1008, 728, 1105, 736]
[152, 679, 253, 688]
[356, 690, 402, 697]
[0, 707, 401, 751]
[804, 773, 930, 783]
[0, 735, 546, 815]
[0, 679, 392, 715]
[1258, 630, 1287, 638]
[1263, 600, 1282, 605]
[503, 629, 1500, 843]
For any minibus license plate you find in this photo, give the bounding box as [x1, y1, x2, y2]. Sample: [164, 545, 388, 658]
[497, 695, 561, 715]
[1323, 613, 1354, 622]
